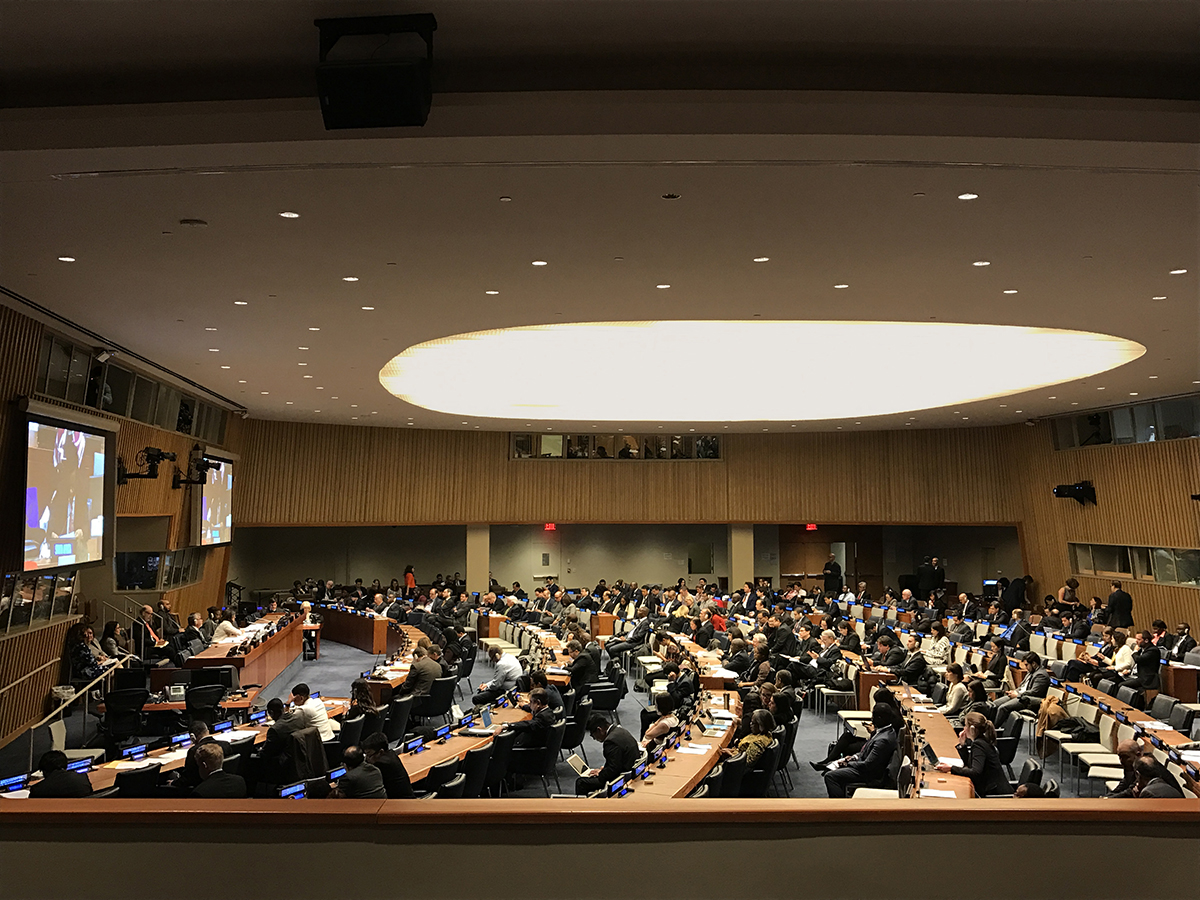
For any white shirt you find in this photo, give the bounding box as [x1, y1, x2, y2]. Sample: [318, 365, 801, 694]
[213, 620, 242, 641]
[1114, 643, 1135, 675]
[297, 696, 335, 741]
[923, 636, 951, 668]
[486, 653, 522, 692]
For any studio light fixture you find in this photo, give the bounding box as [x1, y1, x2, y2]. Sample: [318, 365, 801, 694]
[380, 320, 1144, 422]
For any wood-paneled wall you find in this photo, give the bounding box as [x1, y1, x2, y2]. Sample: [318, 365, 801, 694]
[1003, 423, 1200, 632]
[236, 421, 1017, 526]
[0, 306, 44, 576]
[0, 619, 76, 750]
[163, 544, 231, 623]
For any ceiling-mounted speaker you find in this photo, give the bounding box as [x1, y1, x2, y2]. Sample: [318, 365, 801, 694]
[315, 14, 437, 130]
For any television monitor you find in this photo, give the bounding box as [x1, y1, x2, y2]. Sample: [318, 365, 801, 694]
[24, 416, 113, 572]
[195, 454, 234, 546]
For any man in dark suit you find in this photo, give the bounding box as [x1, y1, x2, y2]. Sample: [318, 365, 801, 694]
[854, 582, 871, 603]
[723, 638, 753, 676]
[172, 721, 220, 793]
[29, 750, 92, 798]
[887, 633, 928, 685]
[993, 653, 1051, 727]
[824, 706, 899, 797]
[1000, 574, 1032, 614]
[1167, 623, 1197, 662]
[606, 607, 651, 659]
[565, 640, 598, 690]
[692, 608, 716, 648]
[362, 733, 414, 798]
[396, 646, 441, 698]
[182, 612, 208, 648]
[190, 743, 247, 798]
[1106, 581, 1134, 628]
[871, 635, 905, 670]
[915, 556, 938, 600]
[1132, 756, 1185, 798]
[1121, 630, 1162, 692]
[575, 714, 639, 795]
[507, 688, 555, 748]
[331, 746, 386, 799]
[822, 554, 842, 596]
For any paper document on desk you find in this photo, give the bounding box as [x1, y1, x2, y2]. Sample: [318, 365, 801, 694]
[920, 788, 958, 798]
[546, 666, 568, 675]
[710, 709, 735, 720]
[0, 790, 30, 799]
[114, 760, 157, 770]
[157, 749, 189, 763]
[708, 668, 738, 679]
[213, 729, 259, 741]
[1140, 720, 1171, 730]
[937, 757, 962, 767]
[637, 656, 660, 664]
[912, 705, 938, 712]
[676, 747, 709, 755]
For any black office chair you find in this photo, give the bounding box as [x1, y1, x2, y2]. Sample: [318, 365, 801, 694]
[782, 713, 801, 771]
[460, 744, 493, 799]
[1010, 757, 1043, 792]
[559, 697, 593, 766]
[687, 783, 710, 798]
[1168, 704, 1196, 735]
[322, 738, 343, 769]
[771, 723, 792, 794]
[223, 735, 256, 776]
[1096, 677, 1119, 697]
[559, 687, 576, 719]
[701, 762, 724, 797]
[304, 776, 331, 800]
[456, 653, 476, 698]
[995, 736, 1020, 782]
[1149, 693, 1179, 722]
[588, 669, 624, 723]
[508, 720, 567, 797]
[114, 762, 162, 798]
[417, 758, 460, 795]
[382, 695, 414, 748]
[412, 677, 456, 724]
[434, 772, 467, 799]
[483, 728, 518, 798]
[184, 685, 227, 728]
[1115, 684, 1144, 710]
[928, 682, 948, 706]
[406, 610, 425, 627]
[739, 740, 782, 798]
[718, 752, 747, 798]
[1042, 778, 1061, 798]
[101, 688, 149, 746]
[222, 753, 242, 774]
[339, 714, 366, 752]
[360, 705, 387, 738]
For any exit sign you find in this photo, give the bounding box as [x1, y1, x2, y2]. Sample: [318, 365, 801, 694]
[544, 523, 556, 531]
[805, 523, 818, 531]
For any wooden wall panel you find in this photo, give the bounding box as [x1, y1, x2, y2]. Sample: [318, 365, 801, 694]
[0, 306, 44, 576]
[0, 619, 76, 750]
[163, 544, 230, 623]
[1004, 423, 1200, 631]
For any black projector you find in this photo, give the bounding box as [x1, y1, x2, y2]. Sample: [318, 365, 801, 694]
[315, 14, 436, 130]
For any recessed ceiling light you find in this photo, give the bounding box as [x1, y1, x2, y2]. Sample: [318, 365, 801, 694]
[1097, 387, 1106, 390]
[57, 256, 75, 262]
[208, 348, 219, 352]
[762, 428, 768, 431]
[407, 422, 414, 425]
[351, 404, 358, 408]
[279, 211, 300, 218]
[1152, 296, 1167, 301]
[962, 416, 969, 420]
[972, 260, 991, 267]
[661, 193, 680, 200]
[342, 276, 359, 282]
[205, 327, 217, 331]
[499, 196, 512, 202]
[286, 401, 293, 405]
[1071, 402, 1078, 406]
[1003, 289, 1018, 294]
[298, 362, 307, 366]
[316, 386, 324, 390]
[1015, 410, 1023, 413]
[1149, 375, 1158, 379]
[461, 421, 468, 425]
[531, 261, 547, 266]
[999, 404, 1006, 408]
[656, 284, 671, 289]
[315, 409, 321, 413]
[260, 391, 269, 395]
[485, 290, 499, 295]
[299, 346, 309, 350]
[834, 284, 849, 289]
[303, 375, 313, 379]
[1130, 392, 1139, 396]
[238, 380, 246, 384]
[381, 321, 1146, 422]
[1169, 269, 1187, 275]
[308, 327, 320, 331]
[958, 193, 979, 200]
[361, 306, 375, 310]
[753, 257, 769, 263]
[1048, 396, 1056, 399]
[220, 365, 230, 369]
[234, 301, 248, 305]
[351, 416, 358, 420]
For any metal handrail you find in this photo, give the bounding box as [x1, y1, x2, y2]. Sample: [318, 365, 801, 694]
[0, 658, 62, 696]
[23, 658, 128, 772]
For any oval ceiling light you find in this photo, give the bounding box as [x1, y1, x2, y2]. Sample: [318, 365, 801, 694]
[531, 260, 548, 266]
[342, 276, 359, 282]
[1169, 268, 1187, 274]
[57, 256, 76, 262]
[380, 321, 1145, 422]
[958, 193, 979, 200]
[753, 257, 770, 263]
[279, 211, 300, 218]
[833, 284, 849, 289]
[972, 260, 991, 266]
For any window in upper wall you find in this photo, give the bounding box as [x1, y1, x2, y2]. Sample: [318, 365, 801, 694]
[1070, 542, 1200, 589]
[130, 376, 158, 424]
[102, 365, 135, 417]
[1052, 392, 1200, 451]
[510, 433, 721, 460]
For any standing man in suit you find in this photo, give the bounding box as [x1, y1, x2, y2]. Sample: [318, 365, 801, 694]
[823, 554, 843, 596]
[824, 705, 899, 797]
[916, 557, 938, 600]
[1106, 581, 1134, 628]
[993, 653, 1051, 727]
[190, 743, 247, 798]
[575, 714, 639, 795]
[1001, 575, 1033, 614]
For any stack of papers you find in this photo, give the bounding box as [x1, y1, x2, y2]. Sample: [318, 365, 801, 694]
[676, 747, 708, 755]
[710, 709, 735, 720]
[114, 760, 156, 770]
[0, 790, 30, 799]
[157, 749, 189, 763]
[1141, 721, 1171, 730]
[937, 756, 962, 767]
[213, 729, 259, 742]
[920, 788, 957, 798]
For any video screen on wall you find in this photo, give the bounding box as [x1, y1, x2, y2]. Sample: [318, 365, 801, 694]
[24, 420, 108, 571]
[198, 456, 234, 546]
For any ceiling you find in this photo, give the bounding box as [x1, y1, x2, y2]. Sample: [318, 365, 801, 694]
[0, 2, 1197, 435]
